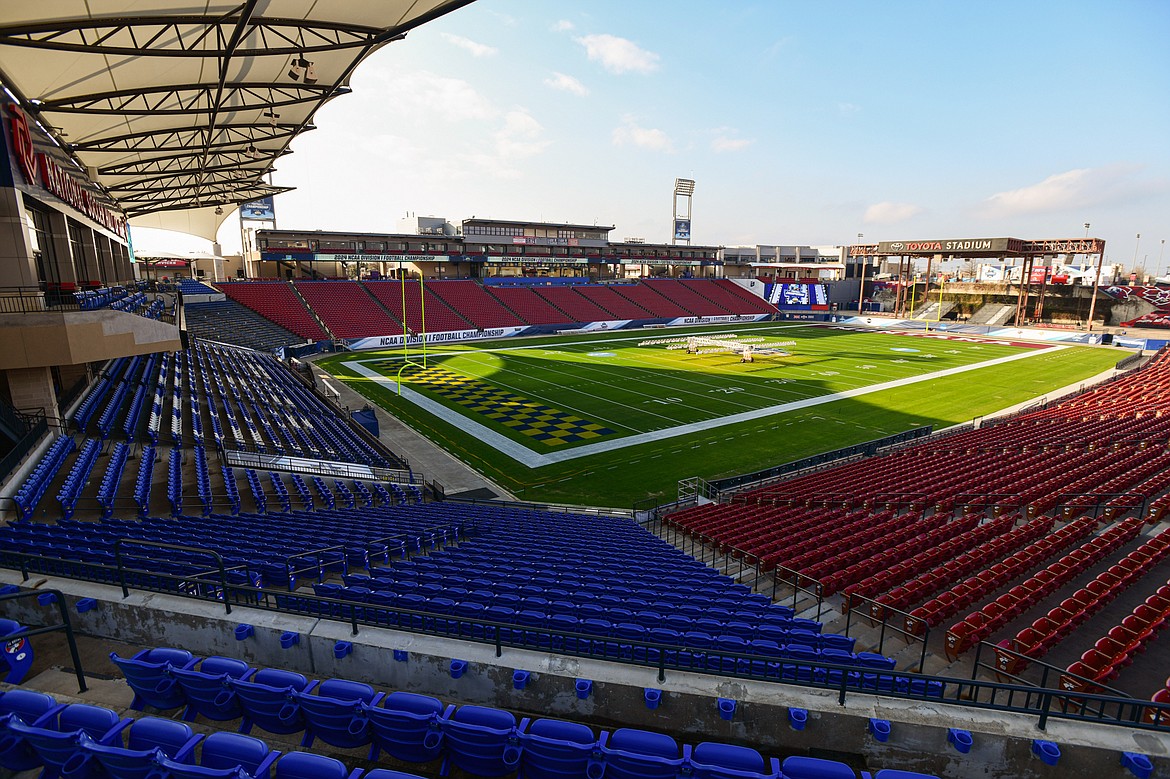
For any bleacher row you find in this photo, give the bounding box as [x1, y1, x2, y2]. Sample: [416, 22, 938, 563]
[213, 279, 777, 348]
[0, 490, 895, 682]
[0, 656, 940, 779]
[67, 338, 398, 461]
[75, 283, 172, 321]
[665, 349, 1170, 709]
[8, 338, 413, 522]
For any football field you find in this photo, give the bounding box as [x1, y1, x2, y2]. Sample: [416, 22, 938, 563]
[319, 324, 1122, 507]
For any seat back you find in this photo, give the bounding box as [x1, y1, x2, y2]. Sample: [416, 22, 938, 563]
[111, 649, 196, 710]
[296, 680, 376, 750]
[690, 741, 773, 779]
[232, 677, 308, 736]
[600, 728, 684, 779]
[84, 718, 199, 779]
[520, 718, 598, 779]
[273, 751, 350, 779]
[441, 706, 522, 777]
[364, 693, 447, 764]
[9, 704, 124, 772]
[780, 755, 856, 779]
[200, 731, 277, 776]
[0, 690, 63, 771]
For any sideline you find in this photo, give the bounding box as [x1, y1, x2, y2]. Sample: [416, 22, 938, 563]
[343, 345, 1066, 469]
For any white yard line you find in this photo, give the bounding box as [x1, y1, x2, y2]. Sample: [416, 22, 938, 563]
[343, 344, 1065, 469]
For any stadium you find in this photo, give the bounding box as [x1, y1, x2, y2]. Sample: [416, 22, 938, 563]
[0, 4, 1168, 779]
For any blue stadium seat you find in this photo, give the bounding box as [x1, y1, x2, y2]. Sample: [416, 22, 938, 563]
[111, 648, 198, 711]
[0, 690, 65, 772]
[235, 668, 318, 737]
[439, 705, 528, 777]
[780, 755, 856, 779]
[518, 718, 603, 779]
[157, 730, 279, 779]
[595, 728, 689, 779]
[273, 751, 361, 779]
[81, 716, 202, 779]
[172, 656, 256, 722]
[364, 692, 452, 765]
[688, 741, 780, 779]
[296, 678, 381, 750]
[7, 703, 129, 778]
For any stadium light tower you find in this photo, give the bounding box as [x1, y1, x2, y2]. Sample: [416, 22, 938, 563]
[672, 178, 695, 246]
[856, 233, 866, 315]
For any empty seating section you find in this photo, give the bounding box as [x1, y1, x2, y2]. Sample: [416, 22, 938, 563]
[531, 286, 616, 322]
[483, 286, 570, 325]
[0, 499, 892, 682]
[184, 299, 304, 353]
[610, 282, 690, 317]
[187, 341, 395, 468]
[96, 442, 130, 519]
[574, 284, 655, 319]
[219, 282, 327, 340]
[178, 278, 219, 295]
[422, 280, 523, 328]
[998, 527, 1170, 674]
[944, 517, 1144, 658]
[72, 357, 126, 431]
[643, 279, 730, 316]
[294, 281, 401, 338]
[56, 438, 101, 520]
[907, 516, 1099, 635]
[663, 350, 1170, 681]
[11, 435, 75, 520]
[0, 503, 464, 592]
[5, 336, 410, 526]
[0, 676, 941, 779]
[196, 279, 777, 350]
[364, 281, 475, 333]
[76, 285, 130, 310]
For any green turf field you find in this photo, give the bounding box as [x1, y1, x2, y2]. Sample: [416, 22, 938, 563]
[318, 324, 1122, 507]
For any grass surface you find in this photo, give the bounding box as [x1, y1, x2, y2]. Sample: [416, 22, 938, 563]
[319, 324, 1121, 508]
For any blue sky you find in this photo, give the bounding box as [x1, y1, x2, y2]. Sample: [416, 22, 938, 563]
[139, 1, 1170, 268]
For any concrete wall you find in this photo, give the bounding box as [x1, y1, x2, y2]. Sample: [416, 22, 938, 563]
[0, 309, 181, 370]
[2, 573, 1166, 778]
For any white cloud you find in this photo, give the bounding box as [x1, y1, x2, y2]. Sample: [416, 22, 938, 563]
[612, 116, 673, 152]
[494, 110, 550, 160]
[543, 72, 590, 96]
[364, 69, 498, 122]
[576, 34, 661, 75]
[838, 102, 861, 117]
[711, 128, 753, 153]
[440, 33, 498, 58]
[981, 165, 1164, 216]
[552, 19, 574, 32]
[864, 202, 923, 224]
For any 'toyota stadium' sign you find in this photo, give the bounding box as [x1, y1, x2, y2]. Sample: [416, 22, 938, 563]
[876, 238, 1019, 254]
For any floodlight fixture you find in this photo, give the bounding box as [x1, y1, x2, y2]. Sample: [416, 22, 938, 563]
[287, 56, 317, 84]
[674, 178, 695, 196]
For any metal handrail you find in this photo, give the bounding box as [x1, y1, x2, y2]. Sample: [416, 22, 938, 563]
[842, 591, 931, 673]
[0, 588, 87, 693]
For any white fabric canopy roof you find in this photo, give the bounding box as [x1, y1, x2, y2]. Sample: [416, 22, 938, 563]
[0, 1, 472, 226]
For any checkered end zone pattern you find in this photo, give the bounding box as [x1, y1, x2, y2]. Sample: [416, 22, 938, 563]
[382, 362, 615, 446]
